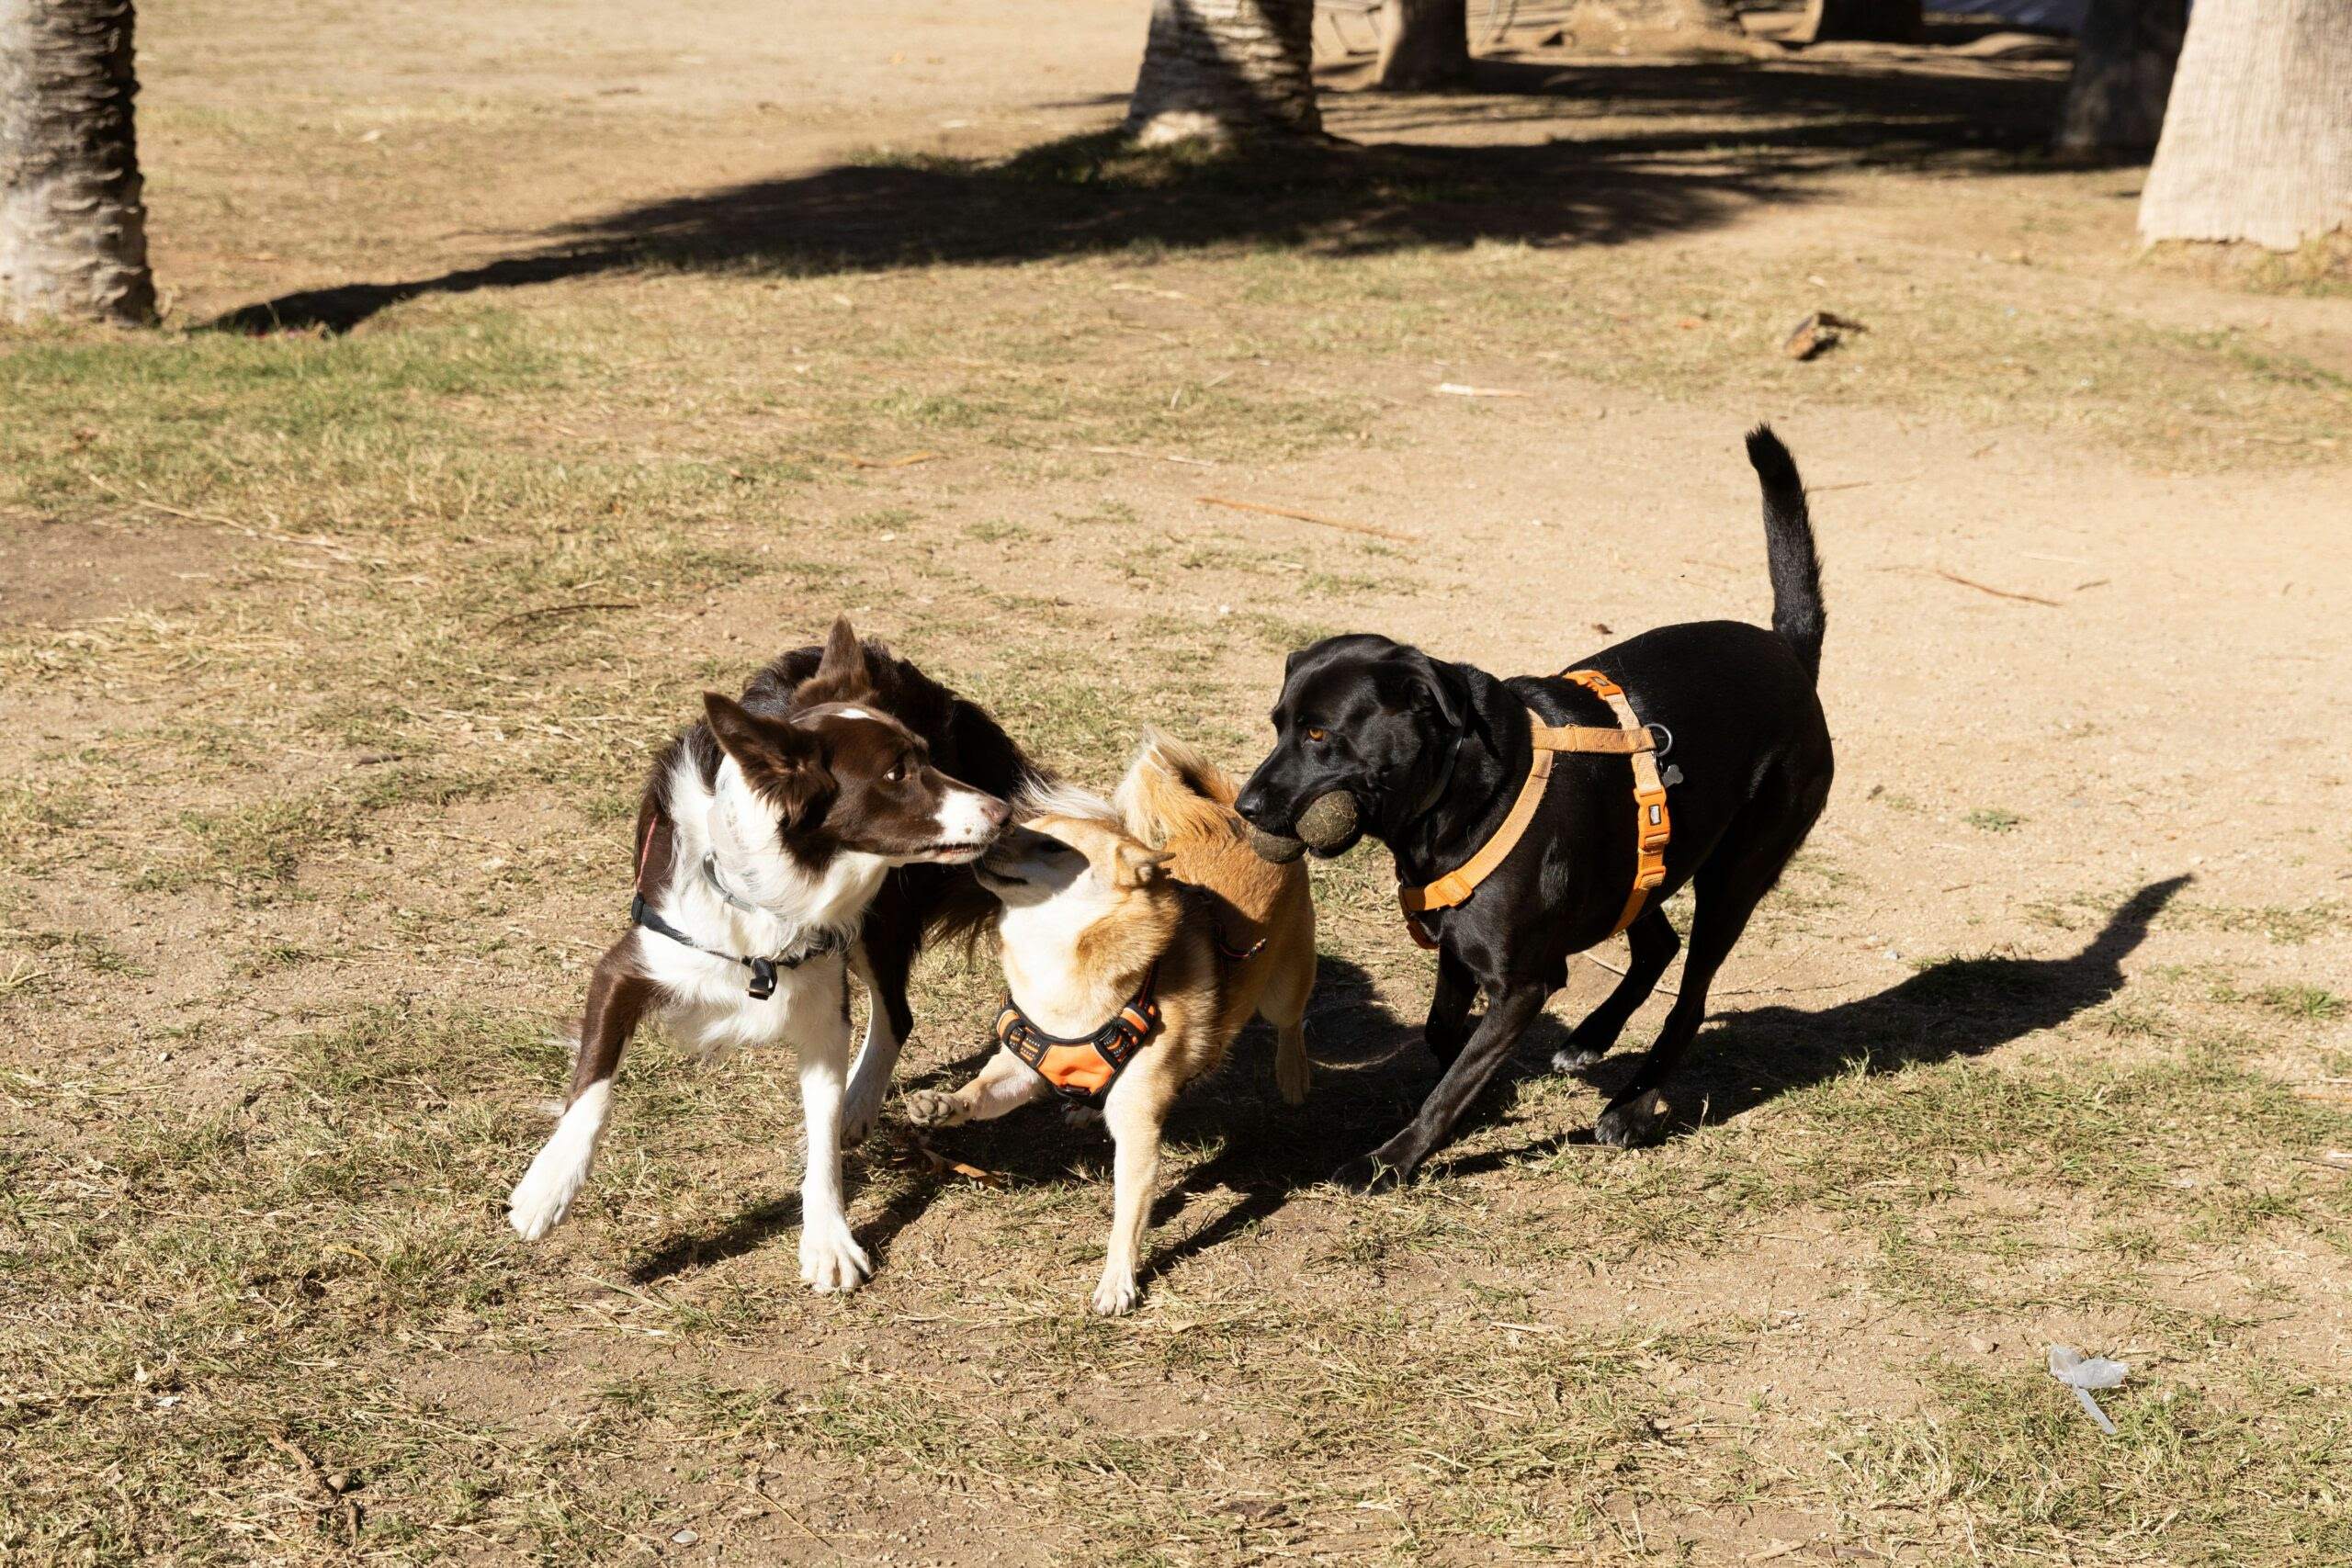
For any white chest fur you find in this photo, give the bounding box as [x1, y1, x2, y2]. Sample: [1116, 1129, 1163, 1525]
[637, 751, 886, 1059]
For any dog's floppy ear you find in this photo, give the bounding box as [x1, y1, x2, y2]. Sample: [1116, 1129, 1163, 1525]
[1401, 649, 1467, 733]
[1111, 840, 1172, 888]
[705, 693, 826, 825]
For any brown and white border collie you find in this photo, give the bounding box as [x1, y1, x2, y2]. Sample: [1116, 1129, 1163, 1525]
[505, 618, 1030, 1292]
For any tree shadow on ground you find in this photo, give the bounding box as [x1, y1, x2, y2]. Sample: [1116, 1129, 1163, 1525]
[216, 53, 2069, 335]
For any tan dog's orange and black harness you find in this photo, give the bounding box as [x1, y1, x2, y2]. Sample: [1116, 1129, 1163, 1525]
[995, 917, 1266, 1106]
[1398, 667, 1672, 950]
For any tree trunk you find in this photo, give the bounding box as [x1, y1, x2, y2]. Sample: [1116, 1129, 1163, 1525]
[1375, 0, 1471, 90]
[1127, 0, 1321, 146]
[1796, 0, 1924, 45]
[0, 0, 153, 324]
[2139, 0, 2352, 251]
[2056, 0, 2186, 154]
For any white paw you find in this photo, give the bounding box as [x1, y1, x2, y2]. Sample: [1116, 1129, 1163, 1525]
[506, 1166, 575, 1242]
[902, 1089, 967, 1129]
[799, 1219, 873, 1294]
[1091, 1269, 1141, 1316]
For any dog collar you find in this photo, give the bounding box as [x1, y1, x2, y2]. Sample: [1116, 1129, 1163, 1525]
[630, 892, 848, 999]
[1396, 667, 1673, 949]
[995, 963, 1160, 1107]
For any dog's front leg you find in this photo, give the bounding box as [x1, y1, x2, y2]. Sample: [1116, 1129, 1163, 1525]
[904, 1047, 1048, 1129]
[1333, 978, 1549, 1192]
[1093, 1066, 1176, 1315]
[1423, 946, 1478, 1068]
[796, 987, 872, 1293]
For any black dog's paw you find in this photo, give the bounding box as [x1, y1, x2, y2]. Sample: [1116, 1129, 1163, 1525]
[1549, 1044, 1603, 1073]
[1593, 1090, 1665, 1149]
[1329, 1153, 1406, 1194]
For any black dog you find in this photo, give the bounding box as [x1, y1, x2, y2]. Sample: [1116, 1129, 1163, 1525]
[1235, 428, 1832, 1186]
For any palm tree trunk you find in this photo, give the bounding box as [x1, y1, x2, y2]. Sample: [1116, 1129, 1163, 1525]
[2056, 0, 2186, 155]
[1127, 0, 1321, 146]
[0, 0, 154, 324]
[1376, 0, 1471, 91]
[2139, 0, 2352, 251]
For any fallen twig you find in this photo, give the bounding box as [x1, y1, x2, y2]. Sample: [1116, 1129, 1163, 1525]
[492, 601, 641, 628]
[905, 1134, 1004, 1188]
[1934, 569, 2062, 608]
[1433, 383, 1527, 398]
[828, 450, 943, 469]
[1080, 445, 1216, 468]
[1195, 495, 1417, 543]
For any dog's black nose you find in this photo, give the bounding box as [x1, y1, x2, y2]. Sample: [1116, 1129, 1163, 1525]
[1234, 784, 1269, 825]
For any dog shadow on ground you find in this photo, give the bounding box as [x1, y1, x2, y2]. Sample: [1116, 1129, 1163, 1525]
[629, 876, 2185, 1286]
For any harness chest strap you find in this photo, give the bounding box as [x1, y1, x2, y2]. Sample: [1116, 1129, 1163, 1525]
[997, 964, 1161, 1106]
[1397, 667, 1672, 945]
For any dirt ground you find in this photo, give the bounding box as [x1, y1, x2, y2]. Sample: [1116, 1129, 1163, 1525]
[3, 2, 2348, 1563]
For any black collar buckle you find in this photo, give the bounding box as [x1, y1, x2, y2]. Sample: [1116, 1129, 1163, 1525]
[747, 957, 778, 999]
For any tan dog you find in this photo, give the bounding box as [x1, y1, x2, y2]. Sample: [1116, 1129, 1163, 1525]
[905, 733, 1316, 1314]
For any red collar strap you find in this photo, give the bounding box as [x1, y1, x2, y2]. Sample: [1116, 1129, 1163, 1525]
[1398, 667, 1672, 949]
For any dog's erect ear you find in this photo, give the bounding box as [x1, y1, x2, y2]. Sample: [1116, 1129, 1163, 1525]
[1111, 840, 1172, 888]
[704, 694, 823, 820]
[814, 615, 871, 691]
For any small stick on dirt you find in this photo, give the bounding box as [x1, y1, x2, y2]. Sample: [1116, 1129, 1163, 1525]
[1195, 495, 1417, 543]
[1808, 475, 1917, 494]
[492, 601, 641, 628]
[829, 450, 944, 469]
[1080, 445, 1216, 468]
[904, 1134, 1004, 1187]
[1433, 383, 1528, 398]
[1934, 569, 2062, 608]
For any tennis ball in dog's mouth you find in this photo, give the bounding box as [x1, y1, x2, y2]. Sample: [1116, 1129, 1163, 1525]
[1294, 789, 1360, 852]
[1246, 825, 1308, 864]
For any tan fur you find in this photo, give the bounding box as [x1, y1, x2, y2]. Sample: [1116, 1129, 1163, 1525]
[906, 732, 1316, 1314]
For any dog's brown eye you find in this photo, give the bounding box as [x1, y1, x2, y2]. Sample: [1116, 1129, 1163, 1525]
[1306, 728, 1327, 743]
[885, 762, 905, 783]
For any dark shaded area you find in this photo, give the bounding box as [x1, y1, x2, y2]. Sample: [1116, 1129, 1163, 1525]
[632, 875, 2180, 1290]
[216, 54, 2069, 336]
[1442, 873, 2189, 1173]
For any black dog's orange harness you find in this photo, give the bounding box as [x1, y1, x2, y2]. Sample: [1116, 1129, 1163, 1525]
[1398, 667, 1672, 949]
[996, 964, 1161, 1107]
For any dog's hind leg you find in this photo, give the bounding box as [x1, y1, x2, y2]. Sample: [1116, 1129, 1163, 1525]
[841, 935, 917, 1147]
[1336, 978, 1551, 1191]
[509, 941, 651, 1240]
[1552, 908, 1681, 1071]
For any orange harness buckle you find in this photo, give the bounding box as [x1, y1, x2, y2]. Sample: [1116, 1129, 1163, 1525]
[1397, 666, 1674, 947]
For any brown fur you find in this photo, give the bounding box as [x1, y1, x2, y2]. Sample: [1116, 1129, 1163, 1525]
[907, 733, 1316, 1314]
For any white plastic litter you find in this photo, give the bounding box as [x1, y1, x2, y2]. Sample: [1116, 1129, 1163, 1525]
[2047, 1344, 2129, 1434]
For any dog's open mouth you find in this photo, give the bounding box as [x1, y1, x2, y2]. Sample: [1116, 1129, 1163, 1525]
[908, 840, 989, 863]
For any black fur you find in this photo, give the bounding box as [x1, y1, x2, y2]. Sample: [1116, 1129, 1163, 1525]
[1235, 426, 1834, 1184]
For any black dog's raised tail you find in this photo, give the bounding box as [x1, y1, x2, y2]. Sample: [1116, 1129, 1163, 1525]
[1746, 424, 1825, 682]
